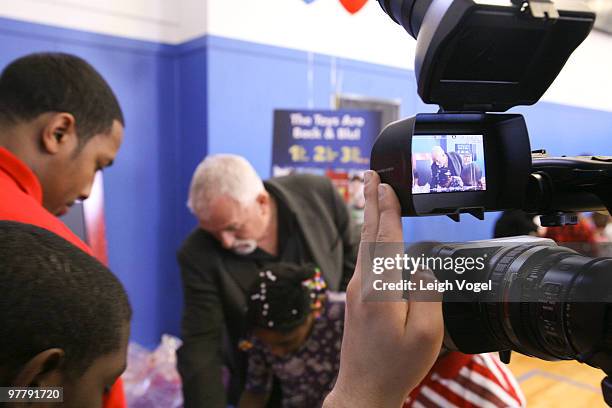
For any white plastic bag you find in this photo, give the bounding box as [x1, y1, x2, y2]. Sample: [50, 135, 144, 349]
[123, 335, 183, 408]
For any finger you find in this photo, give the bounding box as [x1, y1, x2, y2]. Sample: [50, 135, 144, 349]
[348, 170, 380, 299]
[364, 182, 406, 304]
[375, 183, 403, 243]
[360, 170, 381, 243]
[362, 183, 406, 302]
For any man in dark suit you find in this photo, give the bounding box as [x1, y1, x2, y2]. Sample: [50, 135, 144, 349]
[430, 146, 464, 191]
[177, 154, 359, 408]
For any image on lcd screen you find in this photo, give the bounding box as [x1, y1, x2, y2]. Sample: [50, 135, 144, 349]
[412, 135, 486, 194]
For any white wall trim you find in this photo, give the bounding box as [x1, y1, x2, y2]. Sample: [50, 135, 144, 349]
[0, 0, 207, 43]
[0, 0, 610, 112]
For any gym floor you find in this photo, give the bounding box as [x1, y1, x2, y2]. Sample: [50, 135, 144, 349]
[508, 353, 606, 407]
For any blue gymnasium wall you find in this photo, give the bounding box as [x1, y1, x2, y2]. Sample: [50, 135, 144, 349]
[2, 15, 611, 346]
[206, 36, 612, 243]
[0, 17, 206, 348]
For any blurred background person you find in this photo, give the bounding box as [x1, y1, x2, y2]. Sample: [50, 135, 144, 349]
[543, 213, 598, 256]
[590, 211, 612, 256]
[403, 351, 525, 408]
[412, 169, 431, 194]
[430, 146, 463, 191]
[0, 221, 131, 408]
[0, 52, 125, 407]
[493, 210, 540, 238]
[239, 263, 340, 408]
[347, 173, 366, 225]
[460, 162, 484, 190]
[178, 154, 359, 408]
[591, 211, 612, 242]
[238, 260, 526, 408]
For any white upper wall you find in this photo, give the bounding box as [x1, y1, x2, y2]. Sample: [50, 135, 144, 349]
[207, 0, 417, 71]
[206, 0, 612, 113]
[0, 0, 610, 112]
[0, 0, 207, 43]
[544, 30, 612, 112]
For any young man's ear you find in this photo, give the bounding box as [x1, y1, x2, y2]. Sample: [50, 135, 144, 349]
[41, 113, 78, 155]
[11, 348, 65, 388]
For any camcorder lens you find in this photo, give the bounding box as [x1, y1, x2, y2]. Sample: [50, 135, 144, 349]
[431, 240, 612, 373]
[373, 0, 609, 402]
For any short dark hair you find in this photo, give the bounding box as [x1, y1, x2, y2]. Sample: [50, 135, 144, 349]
[0, 53, 124, 143]
[0, 221, 131, 382]
[246, 263, 327, 333]
[592, 212, 610, 229]
[494, 210, 538, 238]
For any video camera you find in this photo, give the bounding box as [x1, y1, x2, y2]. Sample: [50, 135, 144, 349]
[371, 0, 612, 405]
[372, 0, 612, 226]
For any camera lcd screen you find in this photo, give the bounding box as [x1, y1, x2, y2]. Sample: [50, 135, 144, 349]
[412, 135, 486, 194]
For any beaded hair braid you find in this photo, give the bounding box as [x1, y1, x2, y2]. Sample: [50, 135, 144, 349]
[246, 263, 328, 334]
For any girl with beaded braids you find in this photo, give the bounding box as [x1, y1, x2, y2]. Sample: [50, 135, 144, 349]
[238, 262, 345, 408]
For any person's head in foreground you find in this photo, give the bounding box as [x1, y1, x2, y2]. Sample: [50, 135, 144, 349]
[0, 52, 124, 216]
[245, 263, 327, 357]
[591, 211, 611, 231]
[460, 162, 482, 187]
[0, 221, 131, 408]
[187, 154, 274, 255]
[494, 210, 539, 238]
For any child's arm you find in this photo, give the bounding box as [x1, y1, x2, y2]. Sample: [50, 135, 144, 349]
[238, 390, 271, 408]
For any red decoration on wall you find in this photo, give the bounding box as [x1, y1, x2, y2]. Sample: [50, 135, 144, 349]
[339, 0, 368, 14]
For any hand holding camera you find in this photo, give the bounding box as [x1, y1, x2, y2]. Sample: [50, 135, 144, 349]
[324, 171, 444, 408]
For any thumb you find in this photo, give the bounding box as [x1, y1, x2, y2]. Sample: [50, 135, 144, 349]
[404, 299, 444, 355]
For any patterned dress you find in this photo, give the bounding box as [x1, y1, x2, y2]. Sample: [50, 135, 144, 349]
[244, 296, 345, 408]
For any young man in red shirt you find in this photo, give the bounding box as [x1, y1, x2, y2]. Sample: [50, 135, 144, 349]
[0, 53, 126, 407]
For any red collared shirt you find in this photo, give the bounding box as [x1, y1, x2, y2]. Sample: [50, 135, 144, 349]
[0, 146, 126, 408]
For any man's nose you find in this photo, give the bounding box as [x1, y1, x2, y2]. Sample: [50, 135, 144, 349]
[79, 182, 93, 201]
[219, 232, 235, 249]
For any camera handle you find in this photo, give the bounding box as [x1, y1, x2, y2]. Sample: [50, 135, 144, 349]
[603, 376, 612, 407]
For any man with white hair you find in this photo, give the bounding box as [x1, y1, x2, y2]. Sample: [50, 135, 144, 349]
[177, 154, 359, 408]
[430, 145, 463, 191]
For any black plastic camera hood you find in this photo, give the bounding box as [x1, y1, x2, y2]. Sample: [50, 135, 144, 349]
[413, 0, 596, 112]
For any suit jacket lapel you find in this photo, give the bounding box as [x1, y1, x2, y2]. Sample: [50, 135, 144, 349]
[266, 180, 336, 281]
[222, 250, 259, 295]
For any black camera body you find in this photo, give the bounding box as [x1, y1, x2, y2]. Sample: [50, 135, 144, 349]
[373, 0, 612, 405]
[371, 0, 608, 226]
[407, 0, 594, 112]
[371, 112, 531, 219]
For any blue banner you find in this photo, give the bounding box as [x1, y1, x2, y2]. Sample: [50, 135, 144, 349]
[271, 109, 381, 223]
[271, 109, 381, 173]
